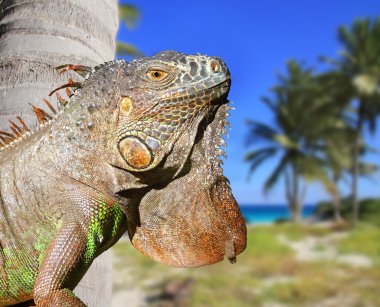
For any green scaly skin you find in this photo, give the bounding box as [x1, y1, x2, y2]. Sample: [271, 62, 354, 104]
[0, 51, 247, 306]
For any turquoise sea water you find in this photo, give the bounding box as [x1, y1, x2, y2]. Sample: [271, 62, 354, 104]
[240, 204, 316, 224]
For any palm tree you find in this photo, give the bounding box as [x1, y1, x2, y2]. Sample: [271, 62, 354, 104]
[324, 18, 380, 225]
[309, 72, 355, 222]
[297, 70, 378, 224]
[0, 1, 139, 305]
[246, 60, 331, 222]
[318, 125, 378, 223]
[317, 133, 354, 222]
[0, 0, 119, 130]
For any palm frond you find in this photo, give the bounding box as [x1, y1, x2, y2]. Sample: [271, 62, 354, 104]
[245, 147, 278, 179]
[116, 42, 143, 57]
[119, 4, 140, 29]
[245, 120, 278, 146]
[264, 154, 290, 193]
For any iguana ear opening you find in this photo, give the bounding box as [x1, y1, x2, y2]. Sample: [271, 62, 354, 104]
[119, 97, 133, 116]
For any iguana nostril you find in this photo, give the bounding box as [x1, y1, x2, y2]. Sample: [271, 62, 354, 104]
[210, 61, 220, 73]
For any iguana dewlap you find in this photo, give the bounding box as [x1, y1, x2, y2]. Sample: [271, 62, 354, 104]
[0, 51, 246, 306]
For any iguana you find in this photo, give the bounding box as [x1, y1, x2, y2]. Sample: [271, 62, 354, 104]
[0, 51, 247, 306]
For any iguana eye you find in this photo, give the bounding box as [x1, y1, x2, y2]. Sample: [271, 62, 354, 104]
[147, 69, 168, 81]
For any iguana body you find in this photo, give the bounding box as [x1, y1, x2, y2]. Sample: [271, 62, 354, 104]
[0, 51, 246, 306]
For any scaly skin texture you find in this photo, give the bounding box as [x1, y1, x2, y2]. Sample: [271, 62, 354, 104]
[0, 51, 247, 306]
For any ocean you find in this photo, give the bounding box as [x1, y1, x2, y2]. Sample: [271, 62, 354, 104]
[240, 204, 316, 224]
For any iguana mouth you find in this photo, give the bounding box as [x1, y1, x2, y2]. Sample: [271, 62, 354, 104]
[162, 78, 231, 104]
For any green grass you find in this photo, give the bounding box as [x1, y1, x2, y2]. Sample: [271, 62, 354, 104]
[112, 223, 380, 306]
[270, 223, 331, 241]
[245, 225, 293, 256]
[337, 223, 380, 258]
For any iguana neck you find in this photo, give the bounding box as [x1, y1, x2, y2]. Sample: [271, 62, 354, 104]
[33, 62, 148, 197]
[52, 62, 123, 153]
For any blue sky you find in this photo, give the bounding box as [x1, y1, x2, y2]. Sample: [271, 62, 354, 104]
[118, 0, 380, 204]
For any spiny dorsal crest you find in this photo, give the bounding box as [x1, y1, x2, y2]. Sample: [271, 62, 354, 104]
[0, 60, 124, 151]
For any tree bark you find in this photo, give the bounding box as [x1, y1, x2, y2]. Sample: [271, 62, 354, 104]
[285, 165, 302, 223]
[291, 164, 302, 223]
[332, 194, 343, 223]
[291, 202, 301, 223]
[331, 176, 343, 223]
[0, 0, 118, 305]
[351, 102, 364, 226]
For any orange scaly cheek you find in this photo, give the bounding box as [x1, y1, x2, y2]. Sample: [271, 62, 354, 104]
[118, 137, 153, 169]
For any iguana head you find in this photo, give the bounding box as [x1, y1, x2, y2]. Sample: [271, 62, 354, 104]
[112, 50, 231, 172]
[106, 51, 246, 267]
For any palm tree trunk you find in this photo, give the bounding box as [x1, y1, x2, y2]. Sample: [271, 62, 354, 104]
[331, 176, 343, 223]
[352, 103, 364, 226]
[291, 201, 301, 223]
[332, 192, 343, 223]
[289, 164, 302, 223]
[0, 0, 118, 305]
[0, 0, 118, 129]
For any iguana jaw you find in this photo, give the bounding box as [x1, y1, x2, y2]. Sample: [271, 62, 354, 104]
[126, 102, 247, 267]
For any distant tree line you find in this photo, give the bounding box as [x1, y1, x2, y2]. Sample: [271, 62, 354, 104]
[246, 17, 380, 224]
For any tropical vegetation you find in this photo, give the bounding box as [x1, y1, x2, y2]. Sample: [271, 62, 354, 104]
[246, 17, 380, 224]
